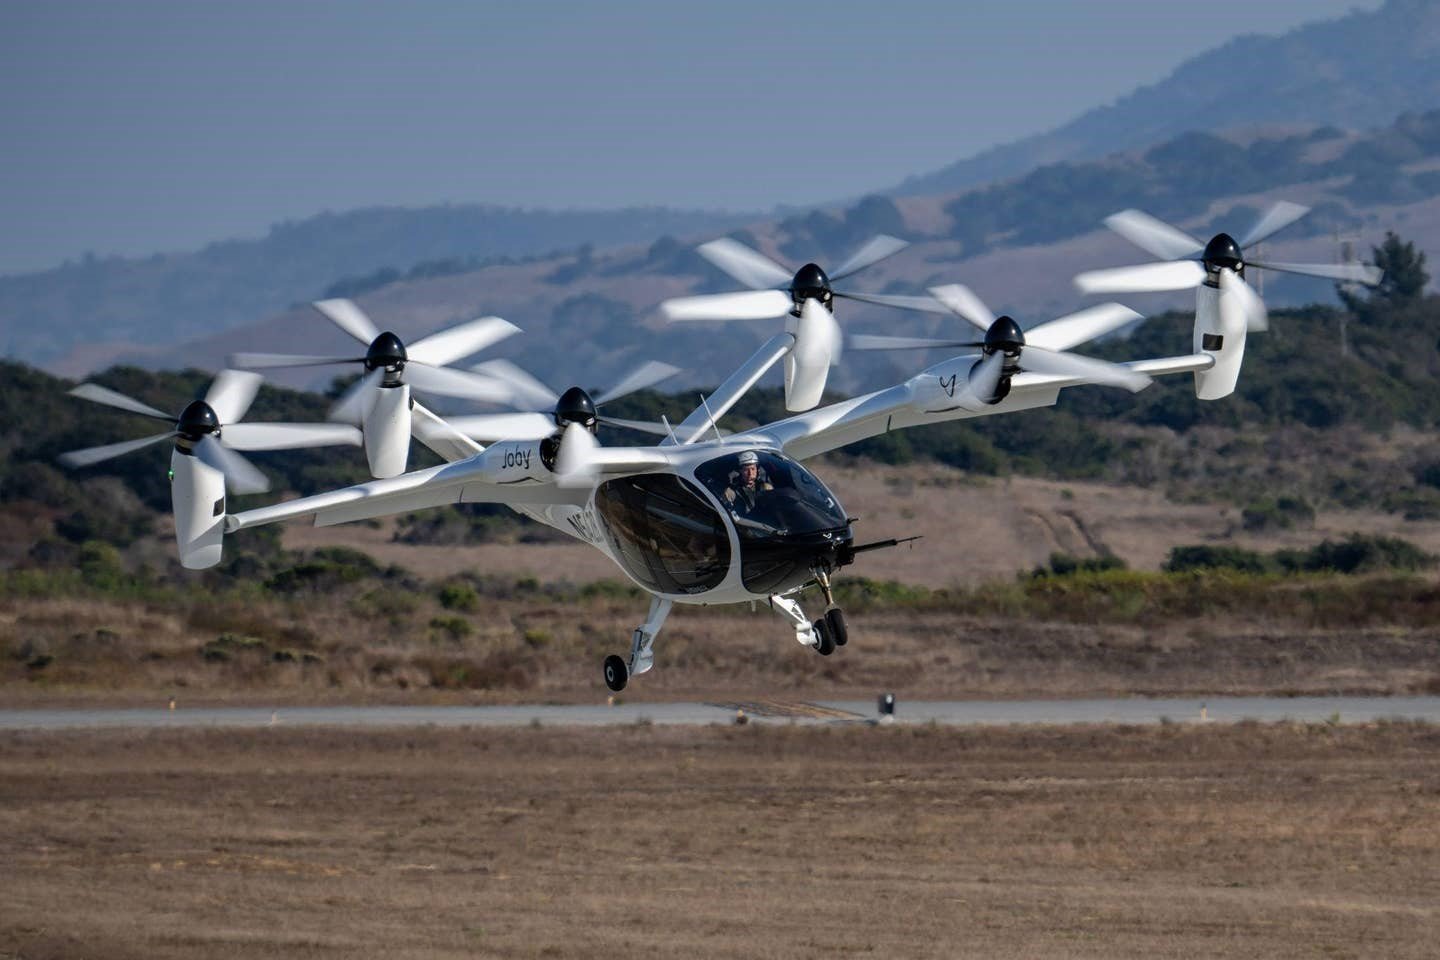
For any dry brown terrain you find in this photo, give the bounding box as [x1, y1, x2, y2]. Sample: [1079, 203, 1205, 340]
[2, 722, 1438, 959]
[282, 462, 1440, 589]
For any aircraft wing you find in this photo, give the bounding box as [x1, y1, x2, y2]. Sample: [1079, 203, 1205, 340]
[225, 456, 585, 532]
[734, 354, 1213, 461]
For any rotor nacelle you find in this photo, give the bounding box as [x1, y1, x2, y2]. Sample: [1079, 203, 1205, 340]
[983, 316, 1026, 357]
[554, 386, 599, 432]
[175, 400, 220, 447]
[1202, 233, 1244, 282]
[789, 263, 833, 315]
[365, 331, 408, 371]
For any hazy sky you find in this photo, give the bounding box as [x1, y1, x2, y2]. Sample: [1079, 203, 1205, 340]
[0, 0, 1381, 275]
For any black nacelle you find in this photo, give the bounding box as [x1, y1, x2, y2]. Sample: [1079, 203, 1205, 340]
[554, 386, 598, 431]
[984, 315, 1026, 356]
[176, 400, 220, 443]
[1203, 233, 1244, 277]
[364, 331, 408, 370]
[790, 262, 833, 312]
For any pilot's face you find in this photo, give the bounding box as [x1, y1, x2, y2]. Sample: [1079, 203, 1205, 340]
[739, 463, 758, 486]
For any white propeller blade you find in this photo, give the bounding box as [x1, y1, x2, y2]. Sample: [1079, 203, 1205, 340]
[928, 284, 995, 332]
[799, 296, 842, 366]
[833, 290, 949, 313]
[1026, 303, 1144, 352]
[407, 316, 520, 368]
[848, 334, 978, 351]
[1240, 201, 1310, 248]
[786, 298, 841, 411]
[1219, 269, 1268, 332]
[1248, 259, 1383, 285]
[230, 352, 365, 369]
[696, 238, 793, 290]
[595, 361, 681, 406]
[313, 298, 382, 345]
[403, 362, 511, 403]
[472, 359, 559, 409]
[221, 422, 362, 451]
[205, 369, 263, 425]
[830, 235, 908, 281]
[68, 383, 172, 421]
[965, 352, 1005, 404]
[660, 289, 792, 323]
[195, 436, 270, 495]
[329, 368, 384, 424]
[1104, 210, 1204, 261]
[554, 422, 600, 487]
[445, 412, 558, 442]
[58, 432, 175, 468]
[1074, 260, 1206, 295]
[1021, 347, 1151, 392]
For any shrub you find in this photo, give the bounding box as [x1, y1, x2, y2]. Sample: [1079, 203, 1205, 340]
[1164, 545, 1272, 575]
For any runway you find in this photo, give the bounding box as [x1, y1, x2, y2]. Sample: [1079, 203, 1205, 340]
[2, 695, 1439, 730]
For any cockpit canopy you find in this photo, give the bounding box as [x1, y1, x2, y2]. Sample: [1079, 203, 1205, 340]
[694, 449, 847, 539]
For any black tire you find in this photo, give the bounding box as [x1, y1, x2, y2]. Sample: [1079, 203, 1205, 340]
[603, 654, 629, 692]
[825, 607, 848, 646]
[813, 618, 835, 656]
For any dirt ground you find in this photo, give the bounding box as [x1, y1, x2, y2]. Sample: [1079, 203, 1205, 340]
[280, 464, 1440, 588]
[2, 722, 1438, 959]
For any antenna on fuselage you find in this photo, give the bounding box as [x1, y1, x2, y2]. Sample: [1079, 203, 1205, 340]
[697, 394, 724, 443]
[660, 414, 678, 445]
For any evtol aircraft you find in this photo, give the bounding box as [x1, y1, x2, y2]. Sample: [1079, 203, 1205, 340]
[60, 208, 1378, 691]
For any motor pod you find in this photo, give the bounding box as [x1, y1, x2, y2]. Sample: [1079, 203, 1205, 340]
[365, 383, 412, 478]
[1193, 282, 1246, 400]
[907, 354, 993, 413]
[171, 448, 227, 569]
[479, 438, 552, 484]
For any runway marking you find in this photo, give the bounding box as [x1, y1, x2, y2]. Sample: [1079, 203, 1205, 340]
[708, 699, 866, 721]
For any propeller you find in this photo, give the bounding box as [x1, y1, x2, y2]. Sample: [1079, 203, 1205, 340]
[58, 371, 362, 494]
[442, 360, 682, 442]
[850, 284, 1151, 402]
[1074, 203, 1383, 332]
[231, 298, 519, 418]
[658, 235, 943, 411]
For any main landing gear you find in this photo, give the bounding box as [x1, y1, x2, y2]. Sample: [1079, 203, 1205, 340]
[603, 596, 672, 692]
[771, 568, 849, 658]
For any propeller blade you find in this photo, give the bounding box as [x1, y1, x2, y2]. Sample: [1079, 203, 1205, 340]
[829, 235, 909, 281]
[404, 362, 512, 403]
[660, 289, 792, 323]
[68, 384, 173, 422]
[598, 416, 684, 438]
[1104, 209, 1204, 261]
[848, 334, 980, 351]
[205, 369, 263, 425]
[407, 316, 521, 368]
[329, 367, 384, 424]
[1219, 269, 1268, 333]
[696, 238, 793, 290]
[554, 421, 600, 487]
[1240, 201, 1310, 248]
[1025, 303, 1144, 352]
[229, 352, 366, 370]
[313, 298, 381, 345]
[1020, 347, 1151, 392]
[595, 361, 681, 406]
[965, 351, 1005, 404]
[1074, 260, 1205, 294]
[445, 412, 558, 442]
[1248, 259, 1383, 286]
[196, 436, 270, 495]
[800, 296, 842, 366]
[471, 359, 559, 409]
[833, 290, 949, 313]
[928, 284, 995, 332]
[57, 431, 175, 468]
[221, 422, 363, 451]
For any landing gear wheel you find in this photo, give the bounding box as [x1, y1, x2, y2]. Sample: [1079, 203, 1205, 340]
[813, 618, 835, 656]
[825, 608, 848, 646]
[603, 654, 629, 692]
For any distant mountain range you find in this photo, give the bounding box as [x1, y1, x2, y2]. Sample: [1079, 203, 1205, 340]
[893, 0, 1440, 198]
[4, 0, 1439, 392]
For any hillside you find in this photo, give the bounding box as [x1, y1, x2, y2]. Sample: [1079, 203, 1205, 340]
[894, 0, 1440, 197]
[0, 204, 751, 370]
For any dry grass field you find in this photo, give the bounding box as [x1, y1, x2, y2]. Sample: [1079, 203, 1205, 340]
[2, 722, 1438, 959]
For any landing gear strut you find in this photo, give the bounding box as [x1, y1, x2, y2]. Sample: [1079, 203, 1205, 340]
[770, 567, 851, 658]
[603, 596, 672, 692]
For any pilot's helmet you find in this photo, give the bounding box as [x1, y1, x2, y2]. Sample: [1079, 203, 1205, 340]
[738, 450, 759, 467]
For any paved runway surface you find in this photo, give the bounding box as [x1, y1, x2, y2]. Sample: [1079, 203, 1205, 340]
[2, 696, 1439, 730]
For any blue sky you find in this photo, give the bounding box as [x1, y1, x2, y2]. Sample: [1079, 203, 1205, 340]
[0, 0, 1380, 274]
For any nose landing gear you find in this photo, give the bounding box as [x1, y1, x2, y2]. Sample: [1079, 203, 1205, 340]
[602, 596, 672, 692]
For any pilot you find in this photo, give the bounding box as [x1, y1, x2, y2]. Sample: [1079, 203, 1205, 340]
[723, 450, 772, 514]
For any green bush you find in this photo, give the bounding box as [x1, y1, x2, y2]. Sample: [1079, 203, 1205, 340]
[1164, 545, 1272, 575]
